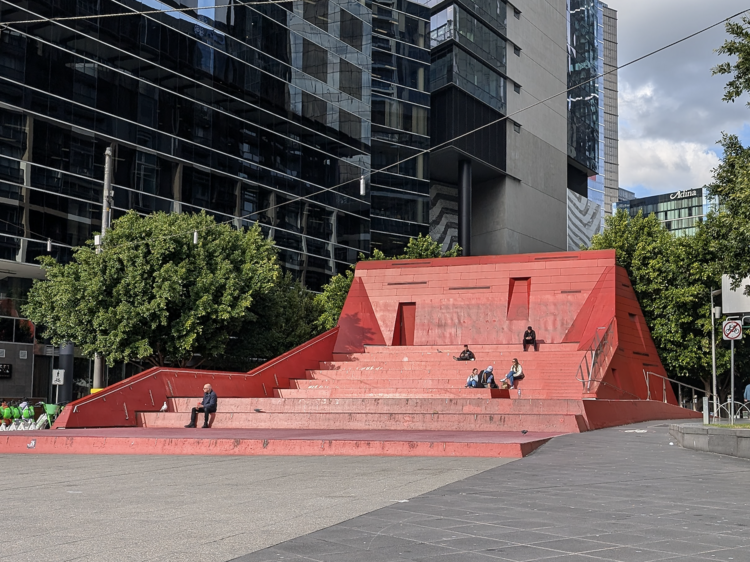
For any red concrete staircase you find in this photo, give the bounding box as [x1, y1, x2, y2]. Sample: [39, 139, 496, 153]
[10, 250, 700, 458]
[139, 344, 591, 432]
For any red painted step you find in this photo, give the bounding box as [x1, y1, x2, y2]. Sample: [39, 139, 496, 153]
[139, 410, 586, 433]
[274, 387, 509, 399]
[0, 428, 559, 457]
[168, 397, 586, 415]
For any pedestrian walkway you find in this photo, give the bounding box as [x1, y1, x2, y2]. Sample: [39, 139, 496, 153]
[233, 420, 750, 562]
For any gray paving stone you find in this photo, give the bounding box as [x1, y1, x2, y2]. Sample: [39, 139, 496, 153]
[237, 421, 750, 561]
[581, 546, 685, 562]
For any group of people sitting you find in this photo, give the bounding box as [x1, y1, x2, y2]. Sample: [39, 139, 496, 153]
[464, 359, 523, 389]
[452, 328, 535, 390]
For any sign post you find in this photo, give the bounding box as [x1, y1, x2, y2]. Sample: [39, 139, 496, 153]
[723, 320, 743, 423]
[52, 369, 65, 405]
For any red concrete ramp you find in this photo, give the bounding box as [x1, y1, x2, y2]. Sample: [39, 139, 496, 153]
[37, 250, 699, 457]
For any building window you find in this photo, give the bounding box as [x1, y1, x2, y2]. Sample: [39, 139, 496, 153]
[340, 10, 363, 51]
[339, 58, 363, 100]
[302, 91, 328, 126]
[513, 122, 521, 133]
[513, 8, 521, 19]
[303, 0, 329, 31]
[302, 39, 328, 83]
[513, 45, 521, 56]
[513, 83, 521, 93]
[339, 109, 361, 141]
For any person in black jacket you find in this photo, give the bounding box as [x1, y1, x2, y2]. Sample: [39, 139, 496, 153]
[523, 326, 537, 352]
[453, 345, 476, 361]
[185, 384, 218, 428]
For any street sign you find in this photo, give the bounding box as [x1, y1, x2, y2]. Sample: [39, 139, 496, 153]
[52, 369, 65, 386]
[723, 320, 743, 341]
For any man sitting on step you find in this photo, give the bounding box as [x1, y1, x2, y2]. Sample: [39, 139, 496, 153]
[480, 366, 498, 389]
[453, 344, 475, 361]
[523, 326, 537, 352]
[185, 384, 217, 428]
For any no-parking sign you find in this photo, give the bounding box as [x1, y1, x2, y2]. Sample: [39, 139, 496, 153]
[723, 320, 743, 341]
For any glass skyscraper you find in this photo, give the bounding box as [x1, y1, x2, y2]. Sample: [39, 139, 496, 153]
[368, 0, 431, 255]
[1, 0, 374, 293]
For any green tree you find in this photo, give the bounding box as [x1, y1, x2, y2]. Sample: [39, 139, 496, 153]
[590, 210, 732, 394]
[314, 235, 462, 330]
[210, 272, 324, 370]
[712, 15, 750, 107]
[23, 211, 280, 367]
[400, 233, 462, 259]
[315, 269, 355, 331]
[710, 17, 750, 291]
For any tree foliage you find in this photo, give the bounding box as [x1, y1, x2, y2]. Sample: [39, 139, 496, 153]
[209, 272, 324, 371]
[314, 235, 461, 330]
[314, 269, 355, 331]
[703, 133, 750, 294]
[590, 210, 735, 394]
[24, 212, 280, 367]
[400, 233, 462, 259]
[712, 16, 750, 106]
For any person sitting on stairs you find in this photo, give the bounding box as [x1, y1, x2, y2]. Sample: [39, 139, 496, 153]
[480, 366, 498, 388]
[523, 326, 537, 351]
[499, 358, 524, 389]
[185, 384, 217, 428]
[465, 368, 481, 388]
[453, 345, 475, 361]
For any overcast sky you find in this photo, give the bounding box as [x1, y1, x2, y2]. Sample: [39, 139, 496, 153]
[601, 0, 750, 197]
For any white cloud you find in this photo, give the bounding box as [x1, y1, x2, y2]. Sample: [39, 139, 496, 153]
[619, 138, 720, 195]
[603, 0, 750, 196]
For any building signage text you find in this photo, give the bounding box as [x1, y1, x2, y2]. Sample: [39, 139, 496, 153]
[670, 190, 698, 200]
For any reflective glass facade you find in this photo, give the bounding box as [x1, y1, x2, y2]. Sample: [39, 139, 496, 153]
[567, 0, 600, 174]
[369, 0, 431, 255]
[585, 0, 604, 227]
[428, 0, 507, 115]
[615, 189, 709, 238]
[0, 0, 374, 291]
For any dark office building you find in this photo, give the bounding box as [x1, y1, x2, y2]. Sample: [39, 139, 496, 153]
[427, 0, 508, 255]
[369, 0, 431, 255]
[0, 0, 377, 397]
[615, 188, 709, 238]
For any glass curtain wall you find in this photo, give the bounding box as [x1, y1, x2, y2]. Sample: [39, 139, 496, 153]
[567, 0, 600, 174]
[618, 190, 707, 238]
[369, 0, 431, 255]
[0, 0, 373, 291]
[429, 2, 507, 114]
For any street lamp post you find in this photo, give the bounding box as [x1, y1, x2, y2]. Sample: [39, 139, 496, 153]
[711, 289, 721, 419]
[92, 146, 114, 392]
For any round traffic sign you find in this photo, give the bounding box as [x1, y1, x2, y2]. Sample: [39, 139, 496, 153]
[723, 320, 743, 341]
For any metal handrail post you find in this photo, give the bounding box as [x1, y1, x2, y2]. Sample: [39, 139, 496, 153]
[663, 378, 667, 403]
[678, 384, 683, 409]
[692, 388, 696, 411]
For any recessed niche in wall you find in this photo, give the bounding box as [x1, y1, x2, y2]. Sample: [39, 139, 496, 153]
[19, 350, 27, 359]
[507, 278, 531, 321]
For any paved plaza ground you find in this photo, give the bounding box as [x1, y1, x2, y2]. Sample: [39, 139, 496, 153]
[4, 420, 750, 561]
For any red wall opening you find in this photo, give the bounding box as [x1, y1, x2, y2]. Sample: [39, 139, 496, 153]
[392, 303, 416, 346]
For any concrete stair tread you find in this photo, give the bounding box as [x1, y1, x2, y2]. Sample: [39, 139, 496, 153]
[0, 428, 559, 457]
[167, 397, 586, 415]
[139, 411, 586, 432]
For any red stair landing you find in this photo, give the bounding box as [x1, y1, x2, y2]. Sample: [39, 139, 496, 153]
[7, 250, 699, 458]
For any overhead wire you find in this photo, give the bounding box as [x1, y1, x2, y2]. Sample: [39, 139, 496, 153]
[1, 4, 747, 252]
[0, 0, 298, 27]
[165, 7, 750, 252]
